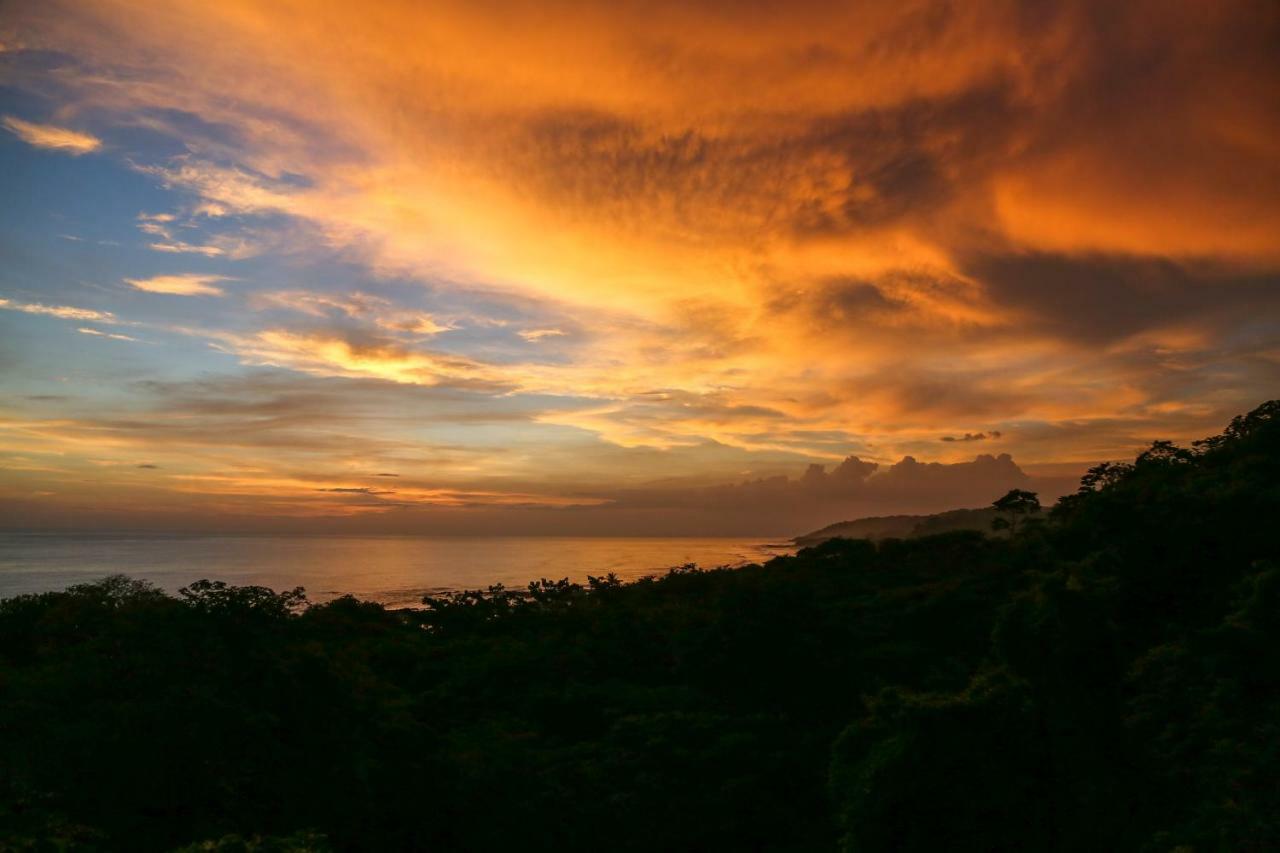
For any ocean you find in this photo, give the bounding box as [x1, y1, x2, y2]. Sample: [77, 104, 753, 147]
[0, 533, 796, 608]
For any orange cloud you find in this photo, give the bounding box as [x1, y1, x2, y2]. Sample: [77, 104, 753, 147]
[0, 297, 117, 323]
[209, 329, 502, 388]
[2, 0, 1277, 529]
[124, 273, 231, 296]
[2, 115, 101, 154]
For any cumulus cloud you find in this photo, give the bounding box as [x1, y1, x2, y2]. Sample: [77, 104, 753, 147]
[2, 115, 101, 154]
[615, 452, 1035, 514]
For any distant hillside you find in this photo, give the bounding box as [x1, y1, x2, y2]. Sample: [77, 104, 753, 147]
[794, 506, 1000, 546]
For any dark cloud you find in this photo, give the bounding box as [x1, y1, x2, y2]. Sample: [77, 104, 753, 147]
[941, 431, 1000, 442]
[501, 78, 1021, 244]
[601, 450, 1052, 533]
[963, 252, 1280, 345]
[793, 83, 1020, 236]
[839, 371, 1027, 422]
[136, 463, 160, 469]
[770, 278, 902, 323]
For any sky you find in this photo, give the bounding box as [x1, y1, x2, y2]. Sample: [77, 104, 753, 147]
[0, 0, 1277, 536]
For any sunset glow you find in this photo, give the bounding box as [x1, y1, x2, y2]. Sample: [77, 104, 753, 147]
[2, 0, 1277, 533]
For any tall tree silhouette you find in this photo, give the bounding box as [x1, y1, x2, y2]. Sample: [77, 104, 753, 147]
[991, 488, 1040, 536]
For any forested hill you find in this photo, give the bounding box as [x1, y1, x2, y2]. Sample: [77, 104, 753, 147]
[1, 402, 1277, 851]
[794, 506, 1000, 545]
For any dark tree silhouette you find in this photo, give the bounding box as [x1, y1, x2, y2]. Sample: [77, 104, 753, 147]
[990, 488, 1041, 536]
[0, 400, 1276, 851]
[1077, 461, 1134, 493]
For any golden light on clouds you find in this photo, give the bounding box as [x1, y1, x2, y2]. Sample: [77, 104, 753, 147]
[2, 115, 101, 154]
[124, 274, 231, 296]
[0, 298, 118, 323]
[210, 329, 499, 388]
[1, 0, 1277, 531]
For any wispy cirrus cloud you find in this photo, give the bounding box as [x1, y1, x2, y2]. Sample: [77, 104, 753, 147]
[123, 273, 231, 296]
[128, 212, 239, 271]
[147, 240, 224, 257]
[208, 329, 504, 390]
[519, 328, 567, 343]
[253, 291, 454, 336]
[2, 115, 101, 154]
[0, 297, 117, 323]
[77, 327, 140, 342]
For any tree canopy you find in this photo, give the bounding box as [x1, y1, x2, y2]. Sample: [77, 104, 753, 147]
[1, 401, 1276, 851]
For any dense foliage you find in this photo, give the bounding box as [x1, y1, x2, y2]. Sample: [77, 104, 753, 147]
[1, 402, 1277, 851]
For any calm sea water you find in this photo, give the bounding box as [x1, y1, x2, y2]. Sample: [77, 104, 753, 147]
[0, 534, 795, 608]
